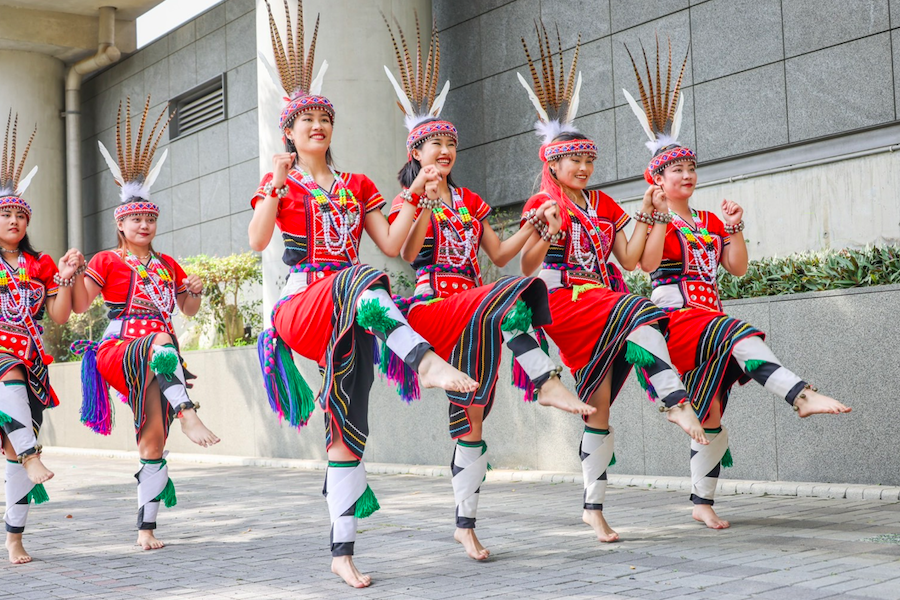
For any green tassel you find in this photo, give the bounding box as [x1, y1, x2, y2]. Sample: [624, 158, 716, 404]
[538, 332, 549, 354]
[275, 341, 316, 425]
[354, 485, 380, 519]
[356, 299, 399, 334]
[609, 453, 616, 468]
[154, 477, 178, 508]
[0, 410, 12, 426]
[149, 346, 179, 377]
[26, 483, 49, 505]
[500, 300, 533, 334]
[625, 341, 656, 369]
[487, 462, 493, 471]
[634, 365, 650, 392]
[743, 359, 767, 373]
[378, 340, 390, 377]
[721, 448, 733, 468]
[571, 283, 603, 302]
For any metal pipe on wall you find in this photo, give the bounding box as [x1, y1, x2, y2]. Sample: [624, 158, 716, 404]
[64, 6, 121, 250]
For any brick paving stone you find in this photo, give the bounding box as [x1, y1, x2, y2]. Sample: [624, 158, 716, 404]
[2, 455, 900, 599]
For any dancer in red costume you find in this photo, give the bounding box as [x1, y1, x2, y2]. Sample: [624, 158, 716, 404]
[623, 37, 850, 529]
[516, 24, 708, 543]
[0, 113, 86, 563]
[382, 17, 593, 561]
[249, 2, 477, 588]
[74, 97, 220, 552]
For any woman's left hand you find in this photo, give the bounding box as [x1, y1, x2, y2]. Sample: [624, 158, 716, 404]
[184, 274, 203, 295]
[58, 248, 83, 279]
[721, 199, 743, 226]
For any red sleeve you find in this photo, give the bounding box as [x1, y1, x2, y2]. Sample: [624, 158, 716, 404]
[387, 192, 411, 224]
[161, 254, 189, 294]
[86, 251, 111, 288]
[597, 192, 630, 232]
[36, 254, 60, 297]
[355, 174, 386, 213]
[463, 189, 491, 221]
[704, 212, 731, 246]
[251, 173, 275, 210]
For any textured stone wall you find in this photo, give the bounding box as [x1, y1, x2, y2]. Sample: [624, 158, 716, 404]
[80, 0, 258, 258]
[434, 0, 900, 209]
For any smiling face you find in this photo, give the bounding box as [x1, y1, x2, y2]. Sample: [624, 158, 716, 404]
[117, 214, 157, 247]
[411, 135, 457, 177]
[552, 154, 594, 192]
[0, 206, 27, 248]
[653, 160, 697, 201]
[285, 109, 333, 158]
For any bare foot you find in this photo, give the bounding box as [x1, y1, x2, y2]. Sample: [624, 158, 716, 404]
[582, 509, 620, 542]
[136, 530, 165, 550]
[692, 504, 730, 529]
[454, 527, 490, 560]
[666, 403, 709, 445]
[794, 389, 851, 418]
[536, 376, 596, 416]
[22, 455, 54, 485]
[6, 534, 31, 564]
[331, 555, 372, 588]
[417, 351, 479, 393]
[179, 409, 220, 447]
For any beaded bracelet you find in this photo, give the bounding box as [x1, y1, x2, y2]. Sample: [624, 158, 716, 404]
[263, 181, 289, 199]
[399, 188, 422, 207]
[724, 220, 745, 234]
[54, 273, 75, 287]
[633, 210, 654, 225]
[419, 196, 442, 211]
[187, 290, 203, 298]
[74, 265, 86, 276]
[540, 229, 565, 243]
[652, 210, 673, 224]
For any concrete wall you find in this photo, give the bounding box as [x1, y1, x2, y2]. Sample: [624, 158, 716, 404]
[433, 0, 900, 255]
[80, 0, 259, 258]
[42, 284, 900, 486]
[0, 49, 67, 259]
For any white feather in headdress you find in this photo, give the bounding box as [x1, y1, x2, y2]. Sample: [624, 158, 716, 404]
[517, 22, 583, 144]
[382, 12, 450, 132]
[99, 97, 173, 203]
[621, 35, 689, 154]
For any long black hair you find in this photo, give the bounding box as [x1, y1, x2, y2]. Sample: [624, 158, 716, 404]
[397, 118, 458, 189]
[19, 233, 41, 260]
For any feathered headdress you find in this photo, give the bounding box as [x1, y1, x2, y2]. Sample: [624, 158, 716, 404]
[517, 21, 594, 162]
[260, 0, 332, 131]
[382, 13, 455, 154]
[97, 96, 173, 221]
[622, 36, 695, 183]
[0, 111, 38, 221]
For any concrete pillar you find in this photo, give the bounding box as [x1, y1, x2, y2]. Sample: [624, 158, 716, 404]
[255, 0, 431, 321]
[0, 50, 66, 260]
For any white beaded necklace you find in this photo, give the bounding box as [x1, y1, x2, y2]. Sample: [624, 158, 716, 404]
[568, 195, 608, 273]
[438, 189, 477, 268]
[0, 255, 32, 324]
[298, 167, 358, 256]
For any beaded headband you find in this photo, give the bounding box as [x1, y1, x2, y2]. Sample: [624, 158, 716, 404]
[407, 120, 458, 153]
[620, 35, 694, 180]
[541, 138, 597, 163]
[261, 1, 332, 133]
[0, 111, 38, 221]
[517, 22, 584, 146]
[383, 13, 454, 157]
[97, 96, 173, 221]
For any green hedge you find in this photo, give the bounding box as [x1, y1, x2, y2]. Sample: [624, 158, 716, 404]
[623, 246, 900, 300]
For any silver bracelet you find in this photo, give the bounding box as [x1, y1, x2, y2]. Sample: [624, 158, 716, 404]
[54, 273, 75, 287]
[633, 210, 654, 225]
[419, 196, 441, 211]
[263, 181, 289, 199]
[724, 220, 745, 234]
[652, 210, 673, 224]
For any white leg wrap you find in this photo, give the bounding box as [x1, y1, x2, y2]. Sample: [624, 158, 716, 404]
[501, 330, 555, 380]
[0, 383, 36, 456]
[452, 442, 488, 528]
[325, 462, 367, 555]
[136, 456, 169, 528]
[732, 337, 804, 400]
[4, 461, 30, 533]
[358, 288, 429, 362]
[626, 327, 686, 404]
[151, 346, 191, 411]
[581, 427, 615, 509]
[691, 428, 728, 504]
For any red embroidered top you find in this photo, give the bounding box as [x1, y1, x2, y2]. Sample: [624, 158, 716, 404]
[650, 210, 731, 311]
[389, 187, 491, 300]
[252, 170, 386, 267]
[522, 190, 630, 290]
[0, 253, 59, 362]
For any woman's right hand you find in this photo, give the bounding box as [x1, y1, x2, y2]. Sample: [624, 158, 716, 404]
[272, 152, 296, 188]
[409, 164, 441, 197]
[650, 185, 668, 213]
[545, 201, 562, 235]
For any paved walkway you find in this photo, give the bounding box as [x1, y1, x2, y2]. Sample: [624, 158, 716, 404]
[3, 455, 900, 600]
